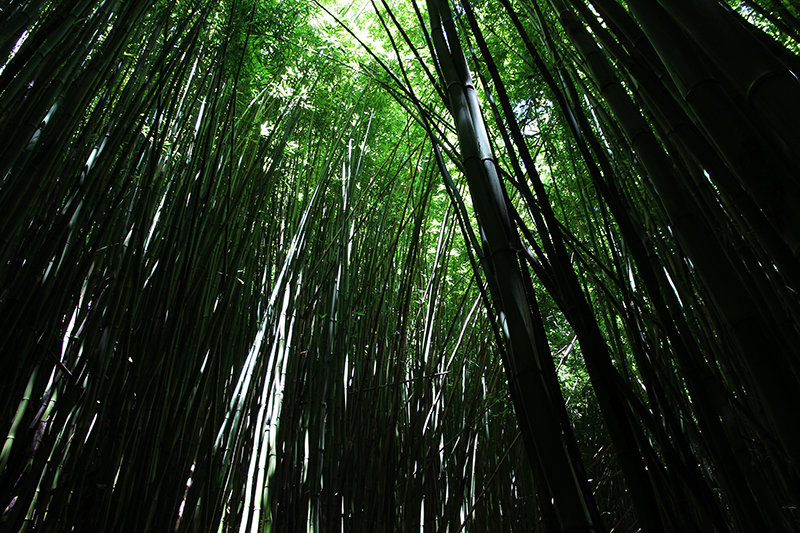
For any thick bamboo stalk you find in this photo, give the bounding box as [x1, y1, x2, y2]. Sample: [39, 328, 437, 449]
[655, 0, 800, 165]
[425, 0, 596, 530]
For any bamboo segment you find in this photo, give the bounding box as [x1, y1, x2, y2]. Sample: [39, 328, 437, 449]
[623, 0, 800, 257]
[655, 0, 800, 165]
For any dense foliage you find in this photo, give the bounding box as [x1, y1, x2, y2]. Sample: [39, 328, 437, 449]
[2, 0, 800, 531]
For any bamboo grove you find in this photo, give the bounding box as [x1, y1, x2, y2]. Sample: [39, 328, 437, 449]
[1, 0, 800, 531]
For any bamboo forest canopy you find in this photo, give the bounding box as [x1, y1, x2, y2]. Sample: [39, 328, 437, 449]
[2, 0, 800, 531]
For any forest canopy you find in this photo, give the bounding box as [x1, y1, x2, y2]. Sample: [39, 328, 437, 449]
[2, 0, 800, 531]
